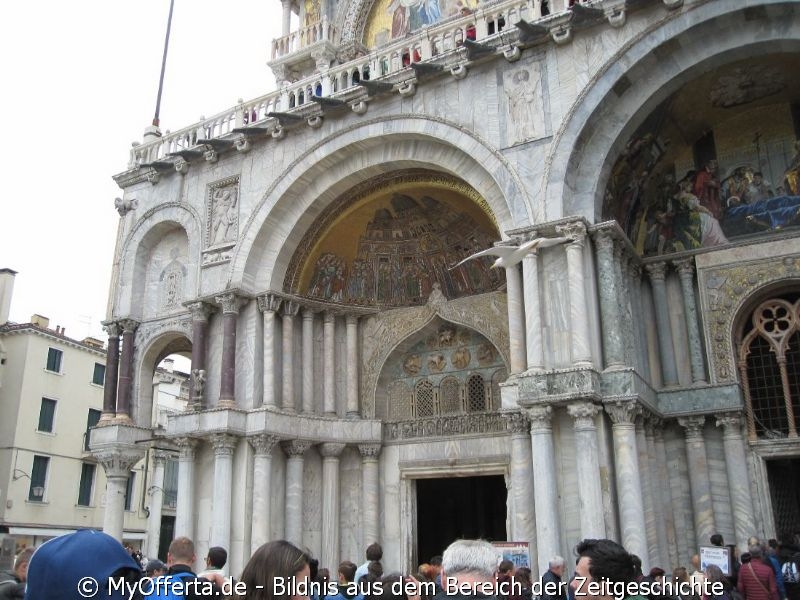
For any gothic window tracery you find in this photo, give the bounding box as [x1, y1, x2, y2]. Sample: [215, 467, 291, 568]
[467, 374, 486, 412]
[739, 296, 800, 440]
[414, 380, 435, 417]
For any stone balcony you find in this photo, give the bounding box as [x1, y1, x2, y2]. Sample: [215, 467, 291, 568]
[121, 0, 679, 178]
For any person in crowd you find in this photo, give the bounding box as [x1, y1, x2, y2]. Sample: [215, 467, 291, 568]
[782, 553, 800, 600]
[737, 545, 778, 600]
[356, 544, 384, 586]
[24, 529, 142, 600]
[704, 565, 734, 600]
[508, 567, 532, 600]
[326, 561, 362, 600]
[542, 557, 567, 600]
[145, 559, 168, 578]
[497, 560, 516, 600]
[765, 542, 787, 600]
[571, 538, 645, 600]
[433, 539, 500, 600]
[232, 539, 312, 600]
[0, 548, 32, 600]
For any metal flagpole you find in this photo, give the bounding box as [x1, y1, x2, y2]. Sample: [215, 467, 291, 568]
[153, 0, 176, 127]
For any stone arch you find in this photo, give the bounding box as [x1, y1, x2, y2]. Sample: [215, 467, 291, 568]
[227, 116, 531, 293]
[367, 292, 508, 419]
[115, 203, 202, 319]
[132, 326, 192, 428]
[541, 0, 800, 223]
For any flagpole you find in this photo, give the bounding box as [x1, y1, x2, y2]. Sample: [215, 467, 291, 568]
[153, 0, 175, 128]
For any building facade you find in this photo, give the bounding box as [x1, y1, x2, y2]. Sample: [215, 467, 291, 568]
[97, 0, 800, 578]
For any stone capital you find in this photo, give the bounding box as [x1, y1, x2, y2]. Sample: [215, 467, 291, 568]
[174, 437, 199, 459]
[556, 222, 587, 247]
[346, 314, 359, 326]
[358, 444, 382, 459]
[644, 262, 668, 282]
[644, 415, 663, 436]
[505, 411, 530, 435]
[302, 307, 316, 321]
[526, 405, 553, 431]
[594, 229, 616, 254]
[323, 310, 336, 324]
[626, 260, 642, 281]
[103, 321, 122, 338]
[715, 412, 744, 437]
[604, 400, 640, 425]
[319, 442, 347, 458]
[282, 439, 313, 457]
[257, 294, 283, 313]
[152, 450, 172, 465]
[185, 301, 215, 321]
[677, 415, 706, 439]
[673, 258, 695, 280]
[567, 401, 601, 429]
[94, 450, 144, 478]
[281, 300, 300, 317]
[248, 434, 281, 456]
[209, 433, 238, 456]
[215, 292, 245, 315]
[118, 319, 140, 334]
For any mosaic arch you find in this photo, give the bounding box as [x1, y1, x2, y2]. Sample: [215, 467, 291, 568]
[602, 52, 800, 257]
[284, 169, 504, 308]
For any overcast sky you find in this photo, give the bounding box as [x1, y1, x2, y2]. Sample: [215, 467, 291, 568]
[0, 1, 282, 340]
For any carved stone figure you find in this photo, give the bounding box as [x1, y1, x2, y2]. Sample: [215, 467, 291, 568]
[210, 186, 239, 246]
[504, 65, 545, 146]
[427, 353, 446, 372]
[191, 369, 206, 403]
[451, 346, 471, 369]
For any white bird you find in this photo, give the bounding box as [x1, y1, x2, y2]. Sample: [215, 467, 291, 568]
[449, 236, 572, 270]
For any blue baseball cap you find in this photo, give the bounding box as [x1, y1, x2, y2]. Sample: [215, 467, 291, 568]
[25, 529, 142, 600]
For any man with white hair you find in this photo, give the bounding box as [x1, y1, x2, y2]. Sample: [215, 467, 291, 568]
[435, 539, 501, 600]
[542, 556, 567, 600]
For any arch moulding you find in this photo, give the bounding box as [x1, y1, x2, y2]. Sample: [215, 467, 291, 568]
[361, 289, 509, 418]
[541, 0, 800, 222]
[228, 115, 531, 293]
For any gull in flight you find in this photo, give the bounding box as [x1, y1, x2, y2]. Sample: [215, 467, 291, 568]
[450, 236, 572, 270]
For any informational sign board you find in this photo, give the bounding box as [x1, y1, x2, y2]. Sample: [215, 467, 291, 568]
[492, 541, 531, 568]
[700, 546, 731, 576]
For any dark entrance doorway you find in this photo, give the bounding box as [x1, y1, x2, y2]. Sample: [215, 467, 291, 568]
[767, 458, 800, 539]
[416, 475, 507, 564]
[158, 515, 176, 561]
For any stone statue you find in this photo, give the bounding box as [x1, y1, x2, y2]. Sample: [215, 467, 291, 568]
[210, 188, 238, 246]
[191, 369, 206, 405]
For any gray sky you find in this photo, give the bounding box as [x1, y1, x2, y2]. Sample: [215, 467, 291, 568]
[0, 1, 281, 339]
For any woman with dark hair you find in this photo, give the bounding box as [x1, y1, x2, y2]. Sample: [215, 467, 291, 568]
[233, 540, 312, 600]
[704, 565, 733, 600]
[509, 567, 533, 600]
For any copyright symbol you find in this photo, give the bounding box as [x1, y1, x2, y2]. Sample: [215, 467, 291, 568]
[78, 577, 98, 598]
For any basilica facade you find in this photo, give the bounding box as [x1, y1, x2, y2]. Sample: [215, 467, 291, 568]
[94, 0, 800, 579]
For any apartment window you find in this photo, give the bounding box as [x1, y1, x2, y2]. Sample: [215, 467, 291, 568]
[37, 398, 57, 433]
[124, 472, 136, 511]
[29, 456, 49, 501]
[77, 463, 96, 506]
[92, 363, 105, 386]
[84, 409, 101, 451]
[46, 348, 63, 373]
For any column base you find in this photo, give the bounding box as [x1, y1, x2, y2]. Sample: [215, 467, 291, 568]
[98, 411, 116, 423]
[573, 360, 593, 368]
[218, 398, 236, 409]
[113, 414, 133, 425]
[346, 411, 361, 419]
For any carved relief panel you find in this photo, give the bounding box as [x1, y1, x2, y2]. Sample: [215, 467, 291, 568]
[203, 175, 240, 266]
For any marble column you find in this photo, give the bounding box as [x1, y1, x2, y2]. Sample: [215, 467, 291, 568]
[283, 440, 312, 546]
[115, 319, 139, 423]
[249, 434, 280, 555]
[594, 232, 624, 369]
[606, 400, 648, 571]
[174, 438, 197, 539]
[323, 311, 336, 415]
[678, 416, 717, 551]
[636, 418, 660, 568]
[96, 451, 143, 541]
[627, 261, 649, 377]
[522, 253, 544, 372]
[505, 263, 526, 374]
[186, 302, 214, 409]
[616, 248, 636, 368]
[101, 322, 121, 422]
[716, 413, 757, 552]
[346, 315, 360, 417]
[645, 263, 679, 386]
[653, 425, 679, 567]
[557, 222, 592, 367]
[258, 295, 282, 408]
[646, 419, 673, 569]
[302, 309, 315, 414]
[674, 259, 707, 384]
[215, 293, 243, 408]
[210, 434, 237, 549]
[507, 413, 538, 577]
[321, 443, 346, 569]
[567, 402, 605, 539]
[281, 0, 292, 36]
[527, 406, 561, 574]
[282, 301, 300, 412]
[145, 451, 168, 559]
[359, 444, 382, 549]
